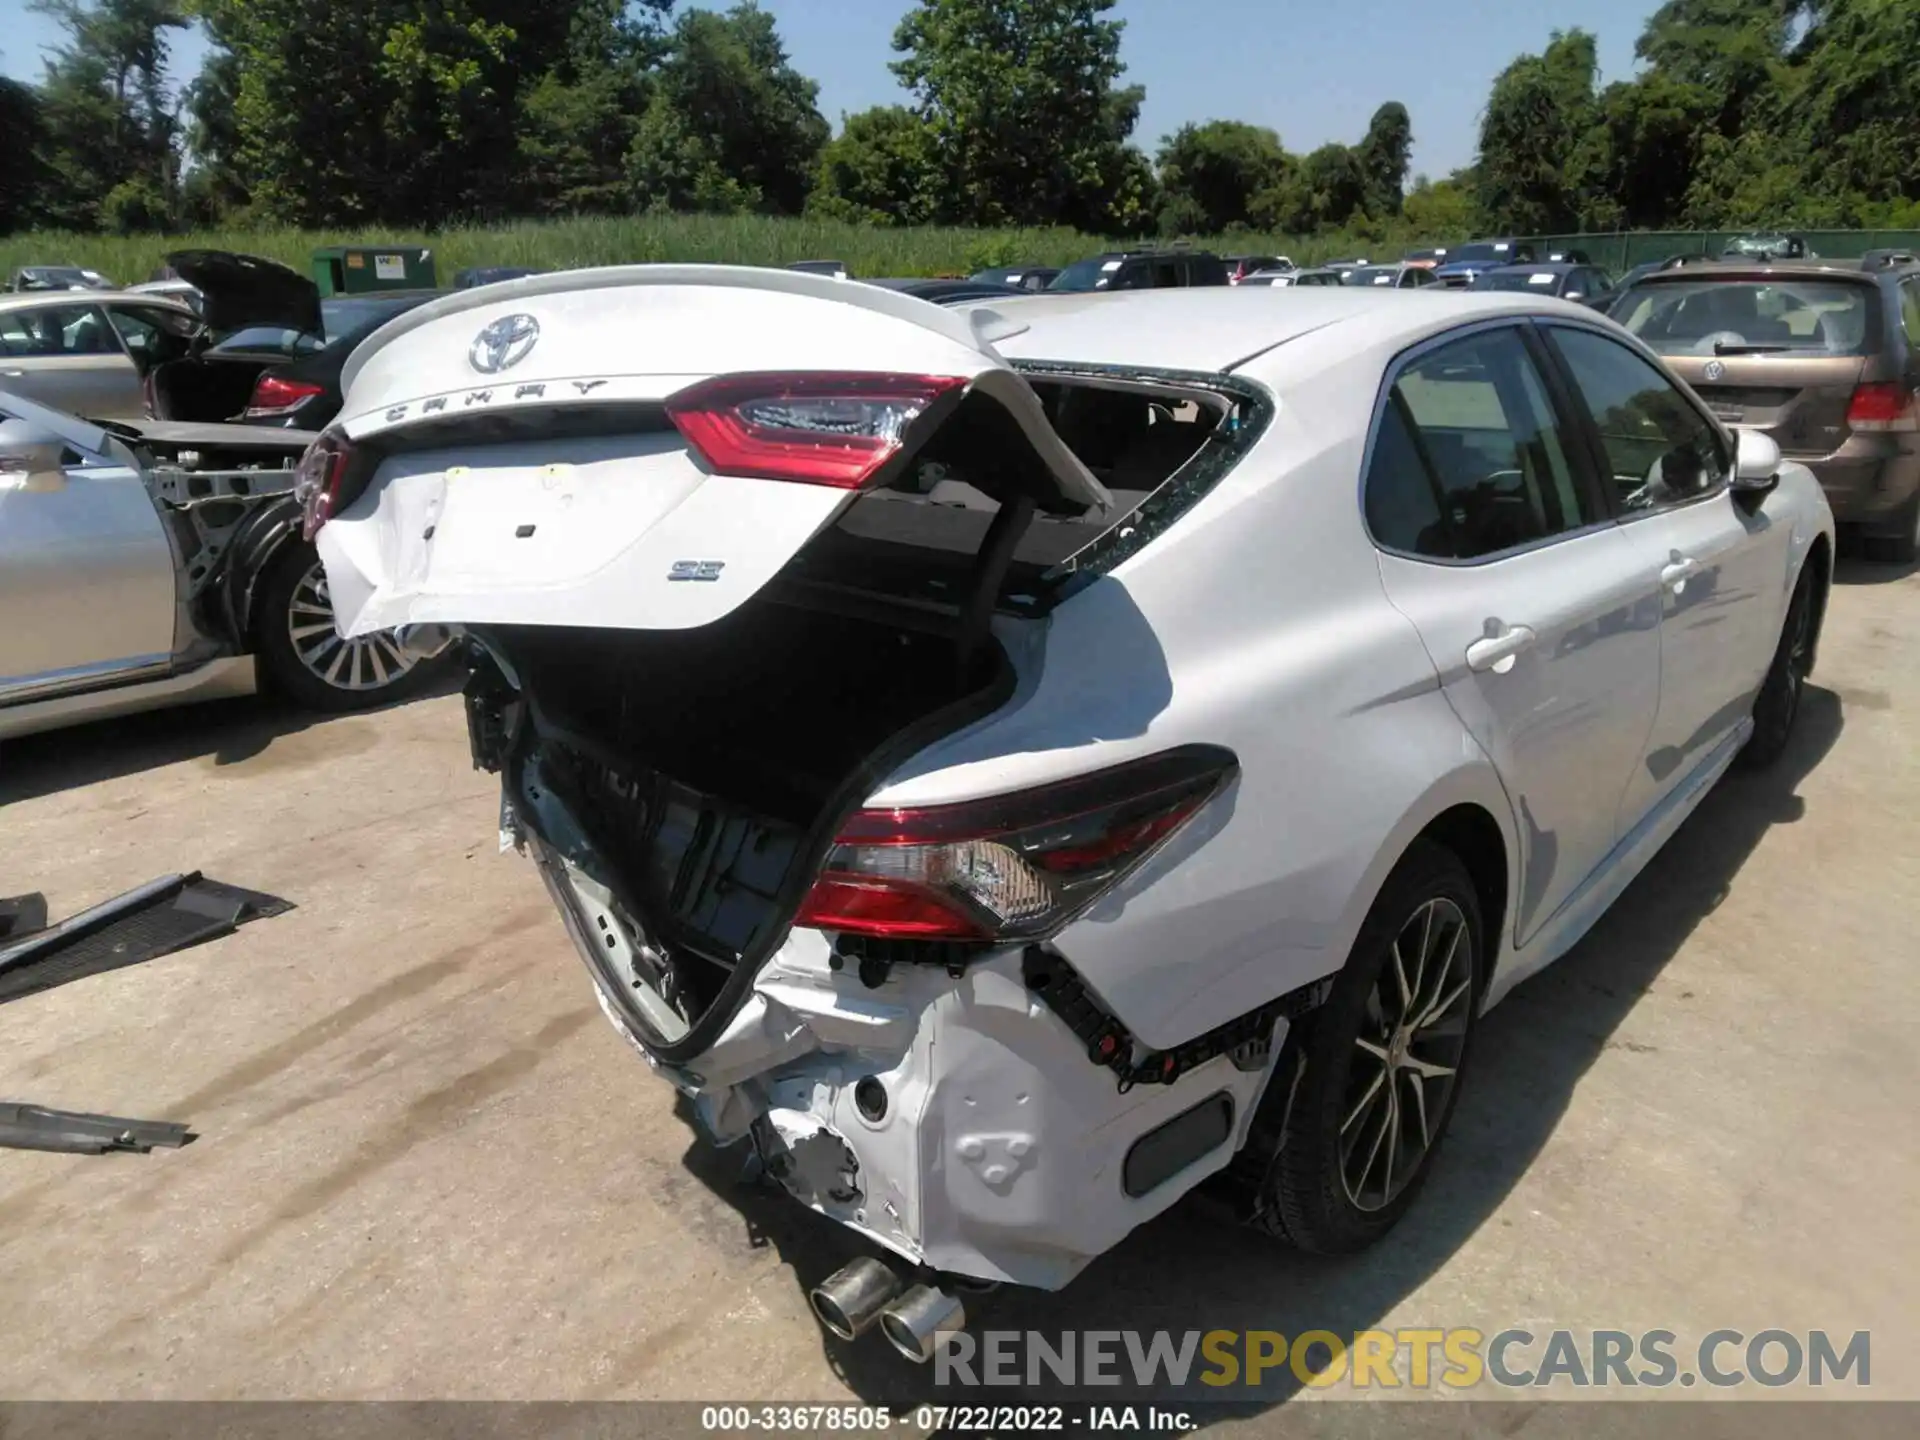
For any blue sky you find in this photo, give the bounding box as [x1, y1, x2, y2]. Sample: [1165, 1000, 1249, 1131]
[0, 0, 1662, 178]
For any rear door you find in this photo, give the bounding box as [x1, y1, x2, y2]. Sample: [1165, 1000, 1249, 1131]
[315, 268, 1112, 640]
[1366, 322, 1662, 944]
[0, 302, 144, 417]
[1540, 322, 1787, 828]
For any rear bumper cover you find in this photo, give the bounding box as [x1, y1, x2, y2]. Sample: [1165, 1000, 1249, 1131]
[532, 837, 1282, 1291]
[1801, 443, 1919, 528]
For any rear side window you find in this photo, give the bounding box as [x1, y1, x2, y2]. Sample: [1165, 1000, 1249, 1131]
[1614, 278, 1876, 357]
[1365, 327, 1597, 561]
[1900, 279, 1920, 347]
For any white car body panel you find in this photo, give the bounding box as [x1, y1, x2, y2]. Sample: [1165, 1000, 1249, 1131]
[315, 276, 1837, 1292]
[321, 267, 1109, 637]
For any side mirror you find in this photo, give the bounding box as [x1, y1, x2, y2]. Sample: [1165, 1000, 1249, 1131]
[1731, 429, 1781, 498]
[0, 418, 72, 492]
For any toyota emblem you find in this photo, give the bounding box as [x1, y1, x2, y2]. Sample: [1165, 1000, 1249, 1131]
[469, 313, 540, 374]
[1702, 359, 1725, 381]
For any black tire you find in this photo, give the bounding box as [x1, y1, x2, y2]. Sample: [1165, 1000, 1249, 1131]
[1238, 840, 1483, 1254]
[251, 542, 442, 713]
[1737, 565, 1814, 771]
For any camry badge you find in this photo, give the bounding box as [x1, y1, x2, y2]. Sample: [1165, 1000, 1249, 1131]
[469, 313, 540, 374]
[1703, 359, 1725, 381]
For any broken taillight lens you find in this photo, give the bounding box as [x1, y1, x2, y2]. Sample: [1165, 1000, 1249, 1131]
[293, 427, 353, 540]
[665, 371, 968, 488]
[795, 747, 1238, 942]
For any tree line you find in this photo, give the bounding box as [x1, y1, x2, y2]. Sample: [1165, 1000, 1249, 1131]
[2, 0, 1917, 244]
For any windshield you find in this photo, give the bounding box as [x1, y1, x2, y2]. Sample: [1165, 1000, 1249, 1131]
[318, 295, 434, 346]
[1472, 268, 1562, 292]
[1447, 243, 1510, 264]
[1345, 266, 1401, 286]
[1049, 258, 1125, 292]
[1613, 279, 1873, 356]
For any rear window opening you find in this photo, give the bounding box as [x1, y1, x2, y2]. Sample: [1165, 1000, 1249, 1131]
[778, 370, 1245, 616]
[1614, 278, 1878, 357]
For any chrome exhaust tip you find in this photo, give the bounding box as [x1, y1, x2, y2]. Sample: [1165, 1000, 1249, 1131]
[809, 1257, 902, 1341]
[393, 623, 457, 661]
[878, 1283, 967, 1364]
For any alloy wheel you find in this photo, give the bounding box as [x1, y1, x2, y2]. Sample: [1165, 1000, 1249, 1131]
[286, 559, 420, 693]
[1339, 897, 1474, 1212]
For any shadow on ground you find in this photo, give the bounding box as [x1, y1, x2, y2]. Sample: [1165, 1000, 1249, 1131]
[1832, 554, 1917, 587]
[674, 687, 1846, 1420]
[0, 671, 462, 808]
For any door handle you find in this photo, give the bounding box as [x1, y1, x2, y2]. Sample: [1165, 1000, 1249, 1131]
[1, 369, 24, 378]
[1465, 624, 1538, 675]
[1660, 553, 1704, 590]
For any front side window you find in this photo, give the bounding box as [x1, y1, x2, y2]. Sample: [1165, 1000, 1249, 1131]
[1365, 326, 1597, 560]
[106, 304, 197, 363]
[1546, 326, 1729, 512]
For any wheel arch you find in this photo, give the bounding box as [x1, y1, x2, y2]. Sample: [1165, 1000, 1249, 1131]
[1327, 760, 1520, 1014]
[1801, 530, 1833, 677]
[1412, 803, 1509, 1004]
[218, 496, 305, 642]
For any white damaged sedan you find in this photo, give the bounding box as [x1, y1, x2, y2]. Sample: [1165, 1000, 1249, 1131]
[302, 268, 1833, 1359]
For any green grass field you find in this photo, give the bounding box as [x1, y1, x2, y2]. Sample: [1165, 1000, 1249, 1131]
[0, 213, 1367, 286]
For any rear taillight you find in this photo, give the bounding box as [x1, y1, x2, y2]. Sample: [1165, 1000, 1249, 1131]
[795, 747, 1237, 942]
[245, 374, 325, 418]
[1845, 381, 1918, 432]
[666, 371, 968, 488]
[293, 427, 353, 540]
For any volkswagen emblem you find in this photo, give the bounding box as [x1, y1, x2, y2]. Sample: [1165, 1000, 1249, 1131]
[469, 313, 540, 374]
[1703, 359, 1725, 381]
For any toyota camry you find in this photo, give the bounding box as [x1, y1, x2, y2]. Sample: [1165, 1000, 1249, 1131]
[298, 269, 1834, 1361]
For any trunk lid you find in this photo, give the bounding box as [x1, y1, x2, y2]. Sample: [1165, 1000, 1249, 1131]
[1667, 352, 1866, 459]
[165, 250, 322, 337]
[317, 265, 1111, 639]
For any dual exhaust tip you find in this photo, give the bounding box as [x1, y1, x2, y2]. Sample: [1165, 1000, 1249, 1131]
[809, 1256, 965, 1363]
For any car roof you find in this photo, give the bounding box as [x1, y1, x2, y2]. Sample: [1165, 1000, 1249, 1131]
[1090, 249, 1220, 260]
[323, 288, 444, 304]
[1625, 261, 1879, 285]
[0, 290, 196, 316]
[975, 286, 1600, 375]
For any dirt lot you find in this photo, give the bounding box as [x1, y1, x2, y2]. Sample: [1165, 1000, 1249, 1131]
[1, 559, 1917, 1414]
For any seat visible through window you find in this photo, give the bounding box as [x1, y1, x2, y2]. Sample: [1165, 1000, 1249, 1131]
[1364, 327, 1600, 560]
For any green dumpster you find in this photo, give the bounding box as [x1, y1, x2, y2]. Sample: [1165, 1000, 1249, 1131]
[311, 246, 437, 296]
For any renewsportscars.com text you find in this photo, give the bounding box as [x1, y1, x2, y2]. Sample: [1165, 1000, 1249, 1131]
[932, 1328, 1871, 1391]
